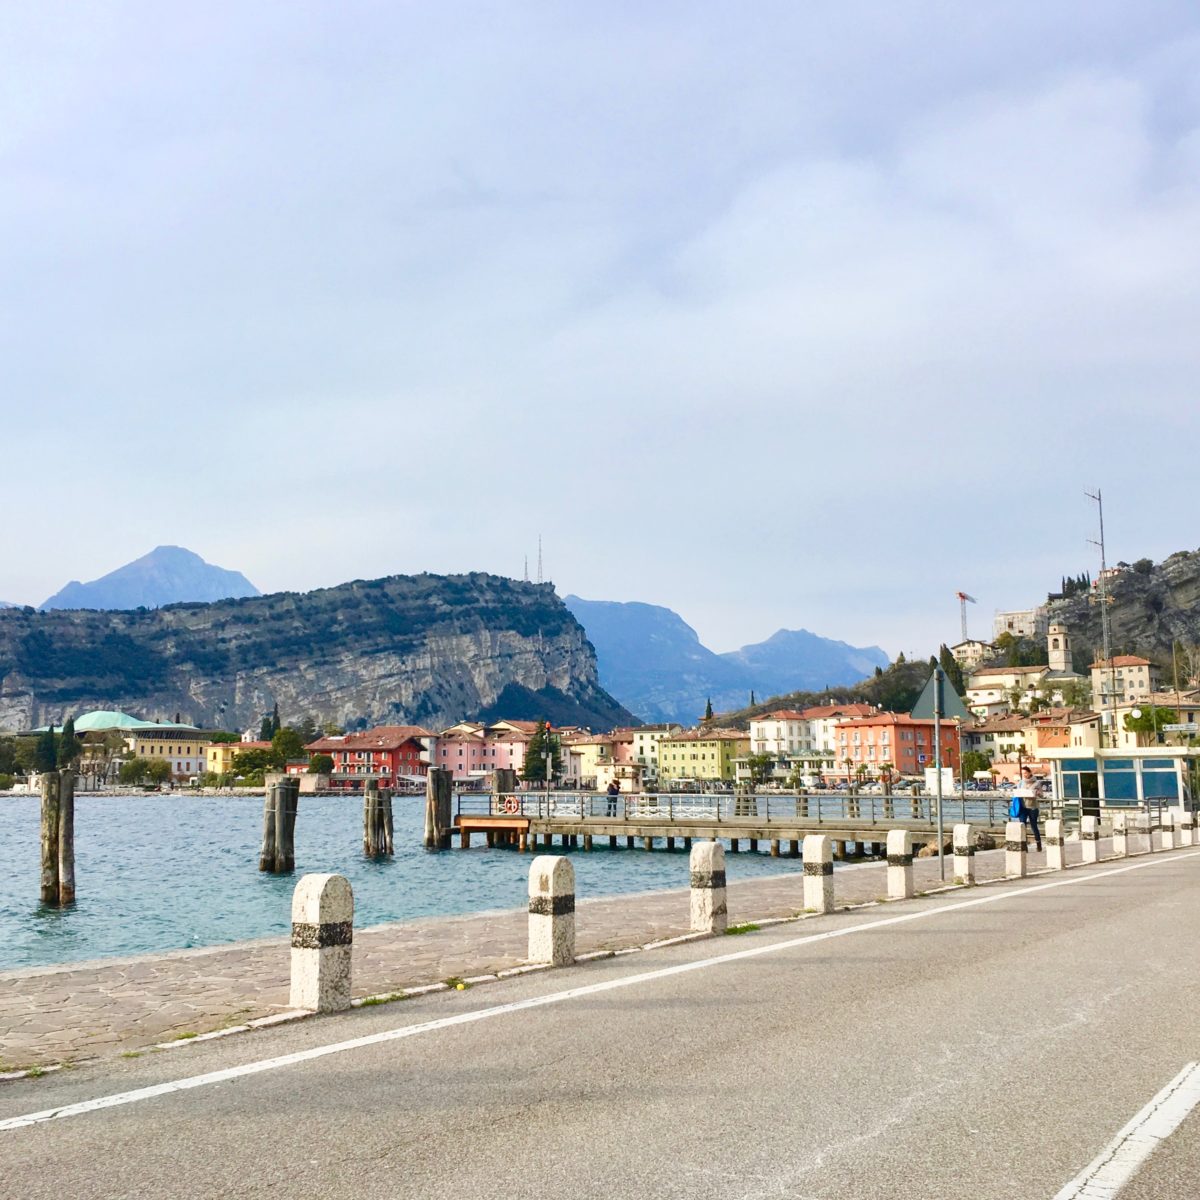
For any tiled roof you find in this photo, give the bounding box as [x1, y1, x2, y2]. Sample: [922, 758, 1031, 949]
[1090, 656, 1152, 668]
[800, 703, 876, 720]
[661, 727, 749, 743]
[306, 725, 433, 752]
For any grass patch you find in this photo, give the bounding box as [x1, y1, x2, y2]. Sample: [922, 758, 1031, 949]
[360, 991, 408, 1007]
[173, 1031, 198, 1041]
[121, 1051, 143, 1059]
[443, 976, 470, 991]
[25, 1066, 45, 1078]
[724, 923, 761, 936]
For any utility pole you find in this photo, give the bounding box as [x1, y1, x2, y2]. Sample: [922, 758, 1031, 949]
[1086, 489, 1117, 748]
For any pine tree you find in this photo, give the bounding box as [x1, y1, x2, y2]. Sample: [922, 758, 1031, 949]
[521, 721, 560, 782]
[58, 717, 82, 767]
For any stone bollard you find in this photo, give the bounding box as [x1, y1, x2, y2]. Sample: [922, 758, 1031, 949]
[1161, 812, 1176, 851]
[952, 823, 974, 884]
[528, 855, 575, 966]
[886, 830, 913, 900]
[1113, 812, 1129, 857]
[690, 840, 727, 934]
[1005, 820, 1027, 877]
[1136, 811, 1154, 853]
[290, 874, 353, 1013]
[1179, 809, 1195, 848]
[1045, 819, 1066, 870]
[802, 834, 834, 913]
[1080, 815, 1100, 864]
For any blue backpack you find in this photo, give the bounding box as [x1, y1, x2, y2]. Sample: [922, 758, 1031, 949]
[1009, 795, 1024, 820]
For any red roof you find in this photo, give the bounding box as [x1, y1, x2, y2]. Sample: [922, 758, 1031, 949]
[754, 710, 809, 721]
[306, 725, 433, 753]
[801, 703, 877, 720]
[1091, 656, 1152, 668]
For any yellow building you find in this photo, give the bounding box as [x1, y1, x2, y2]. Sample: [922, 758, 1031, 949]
[657, 728, 750, 782]
[126, 726, 212, 780]
[561, 734, 614, 786]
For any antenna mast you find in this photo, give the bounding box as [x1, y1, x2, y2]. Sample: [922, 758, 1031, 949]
[537, 534, 543, 584]
[1086, 489, 1116, 745]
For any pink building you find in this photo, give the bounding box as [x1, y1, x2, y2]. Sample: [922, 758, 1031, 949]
[433, 720, 538, 780]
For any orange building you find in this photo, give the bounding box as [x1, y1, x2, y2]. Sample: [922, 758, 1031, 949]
[834, 712, 960, 778]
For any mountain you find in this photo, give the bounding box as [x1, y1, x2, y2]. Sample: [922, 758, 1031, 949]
[0, 574, 632, 733]
[0, 601, 14, 609]
[720, 629, 888, 696]
[564, 596, 888, 723]
[40, 546, 260, 611]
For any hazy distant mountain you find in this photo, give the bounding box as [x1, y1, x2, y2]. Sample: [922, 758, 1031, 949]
[0, 600, 14, 608]
[564, 595, 887, 724]
[40, 546, 261, 611]
[720, 628, 888, 696]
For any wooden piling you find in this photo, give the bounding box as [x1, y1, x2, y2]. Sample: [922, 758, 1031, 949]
[39, 771, 61, 905]
[259, 784, 277, 872]
[424, 768, 452, 850]
[58, 769, 76, 905]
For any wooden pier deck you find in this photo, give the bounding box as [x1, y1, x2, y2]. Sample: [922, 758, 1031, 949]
[454, 791, 1010, 856]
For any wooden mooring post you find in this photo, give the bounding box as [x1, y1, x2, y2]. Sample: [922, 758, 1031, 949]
[363, 779, 394, 856]
[259, 778, 299, 873]
[424, 767, 452, 850]
[39, 770, 76, 906]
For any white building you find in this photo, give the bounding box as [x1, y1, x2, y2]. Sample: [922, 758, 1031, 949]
[630, 724, 681, 783]
[950, 640, 995, 671]
[1090, 656, 1162, 711]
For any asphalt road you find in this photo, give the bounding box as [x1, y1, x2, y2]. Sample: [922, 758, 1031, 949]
[2, 851, 1198, 1199]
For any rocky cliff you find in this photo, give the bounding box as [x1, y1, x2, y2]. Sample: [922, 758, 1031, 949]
[1047, 549, 1200, 668]
[0, 573, 633, 733]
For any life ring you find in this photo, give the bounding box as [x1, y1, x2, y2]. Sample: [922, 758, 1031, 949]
[502, 796, 519, 815]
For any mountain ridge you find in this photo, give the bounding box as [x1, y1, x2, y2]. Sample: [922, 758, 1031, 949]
[40, 546, 260, 611]
[564, 595, 888, 723]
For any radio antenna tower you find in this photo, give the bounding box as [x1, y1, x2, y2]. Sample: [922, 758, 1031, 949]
[1086, 489, 1116, 744]
[537, 535, 543, 584]
[523, 555, 529, 582]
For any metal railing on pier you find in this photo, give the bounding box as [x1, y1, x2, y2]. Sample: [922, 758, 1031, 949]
[456, 790, 1010, 829]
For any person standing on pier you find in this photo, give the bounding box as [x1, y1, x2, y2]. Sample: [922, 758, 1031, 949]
[1019, 766, 1044, 852]
[606, 778, 620, 817]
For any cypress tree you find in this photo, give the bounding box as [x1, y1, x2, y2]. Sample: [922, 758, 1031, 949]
[58, 716, 82, 767]
[704, 697, 714, 721]
[35, 725, 57, 773]
[271, 702, 281, 736]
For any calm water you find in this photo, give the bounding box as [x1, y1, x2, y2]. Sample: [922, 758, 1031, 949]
[0, 794, 810, 969]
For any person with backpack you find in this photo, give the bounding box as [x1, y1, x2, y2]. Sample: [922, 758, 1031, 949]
[1013, 766, 1044, 852]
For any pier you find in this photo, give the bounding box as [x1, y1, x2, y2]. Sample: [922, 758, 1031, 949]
[453, 790, 1012, 856]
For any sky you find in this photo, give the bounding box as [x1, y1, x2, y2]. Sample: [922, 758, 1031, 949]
[2, 2, 1199, 658]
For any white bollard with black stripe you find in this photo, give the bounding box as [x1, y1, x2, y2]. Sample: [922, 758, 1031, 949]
[1045, 819, 1066, 870]
[1162, 812, 1176, 851]
[690, 840, 727, 934]
[1179, 809, 1196, 848]
[1005, 820, 1027, 877]
[1113, 812, 1129, 857]
[802, 834, 834, 914]
[952, 823, 974, 884]
[1136, 810, 1154, 853]
[1080, 815, 1100, 864]
[887, 829, 913, 900]
[290, 873, 353, 1013]
[529, 855, 575, 966]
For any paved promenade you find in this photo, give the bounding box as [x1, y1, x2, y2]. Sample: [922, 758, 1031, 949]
[0, 838, 1111, 1069]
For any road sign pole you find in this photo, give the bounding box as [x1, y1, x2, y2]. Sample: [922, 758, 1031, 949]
[935, 667, 945, 880]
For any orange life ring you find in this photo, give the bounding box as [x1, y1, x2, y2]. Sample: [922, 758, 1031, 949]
[502, 796, 519, 815]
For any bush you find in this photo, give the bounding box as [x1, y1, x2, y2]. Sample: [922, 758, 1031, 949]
[0, 773, 15, 791]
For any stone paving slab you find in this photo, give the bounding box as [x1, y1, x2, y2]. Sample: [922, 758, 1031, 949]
[0, 838, 1133, 1070]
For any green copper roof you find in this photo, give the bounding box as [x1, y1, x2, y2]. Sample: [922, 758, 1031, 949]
[33, 710, 199, 733]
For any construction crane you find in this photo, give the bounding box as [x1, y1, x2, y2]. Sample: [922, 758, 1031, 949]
[955, 591, 977, 644]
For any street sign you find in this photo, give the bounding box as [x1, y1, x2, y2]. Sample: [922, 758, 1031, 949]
[1163, 723, 1196, 733]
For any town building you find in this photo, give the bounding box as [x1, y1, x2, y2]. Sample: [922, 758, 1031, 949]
[658, 728, 751, 783]
[965, 665, 1049, 716]
[749, 711, 811, 756]
[432, 721, 536, 780]
[833, 713, 960, 778]
[305, 726, 433, 791]
[1039, 746, 1200, 809]
[1027, 710, 1102, 754]
[560, 733, 615, 788]
[125, 725, 212, 782]
[1109, 690, 1200, 749]
[799, 703, 878, 755]
[629, 724, 681, 784]
[960, 715, 1030, 763]
[206, 740, 274, 776]
[1090, 656, 1162, 711]
[949, 640, 996, 671]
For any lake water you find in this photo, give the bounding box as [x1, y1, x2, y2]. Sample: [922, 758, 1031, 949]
[0, 794, 811, 970]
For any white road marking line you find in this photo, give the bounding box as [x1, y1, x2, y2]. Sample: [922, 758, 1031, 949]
[2, 851, 1196, 1133]
[1053, 1061, 1200, 1198]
